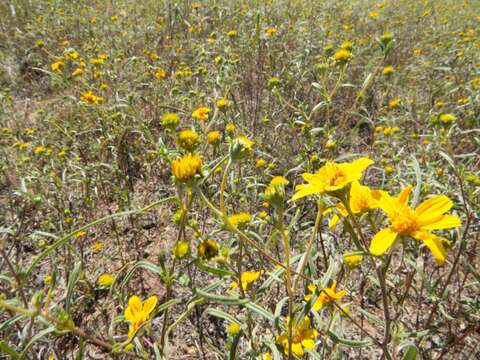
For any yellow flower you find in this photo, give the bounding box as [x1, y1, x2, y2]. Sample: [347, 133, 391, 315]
[388, 98, 401, 108]
[231, 271, 260, 291]
[207, 131, 221, 145]
[98, 273, 114, 288]
[334, 49, 351, 63]
[80, 91, 103, 105]
[384, 165, 394, 173]
[177, 129, 200, 150]
[276, 317, 318, 356]
[227, 30, 237, 38]
[72, 68, 83, 77]
[265, 27, 277, 36]
[327, 181, 380, 228]
[382, 66, 395, 75]
[124, 295, 157, 338]
[64, 49, 79, 61]
[216, 98, 228, 109]
[198, 239, 219, 259]
[262, 353, 272, 360]
[230, 136, 254, 160]
[225, 123, 235, 135]
[439, 113, 456, 124]
[370, 187, 461, 265]
[192, 106, 211, 121]
[50, 61, 64, 72]
[228, 212, 252, 227]
[162, 113, 180, 129]
[154, 67, 166, 79]
[34, 146, 46, 155]
[171, 153, 202, 182]
[173, 241, 190, 259]
[256, 159, 267, 168]
[226, 322, 241, 335]
[343, 253, 363, 268]
[292, 157, 374, 200]
[305, 281, 347, 311]
[340, 40, 353, 50]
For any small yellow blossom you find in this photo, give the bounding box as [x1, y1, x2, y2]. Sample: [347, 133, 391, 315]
[98, 273, 114, 288]
[198, 239, 219, 259]
[265, 27, 277, 36]
[173, 241, 190, 259]
[343, 253, 363, 268]
[231, 271, 260, 291]
[171, 153, 202, 182]
[382, 66, 395, 75]
[207, 131, 222, 145]
[292, 157, 374, 200]
[226, 322, 241, 335]
[154, 68, 166, 79]
[162, 113, 180, 129]
[124, 295, 157, 338]
[177, 129, 200, 150]
[216, 98, 228, 109]
[439, 113, 456, 124]
[334, 49, 351, 63]
[388, 98, 401, 108]
[51, 61, 64, 72]
[228, 212, 252, 227]
[80, 91, 103, 105]
[305, 281, 347, 311]
[276, 317, 318, 356]
[192, 106, 211, 121]
[34, 146, 46, 155]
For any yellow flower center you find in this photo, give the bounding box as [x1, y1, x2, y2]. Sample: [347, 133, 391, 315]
[390, 206, 418, 235]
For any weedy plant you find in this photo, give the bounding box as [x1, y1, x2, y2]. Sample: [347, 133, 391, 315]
[0, 0, 479, 359]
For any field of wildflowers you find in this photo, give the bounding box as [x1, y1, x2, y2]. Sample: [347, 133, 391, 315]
[1, 0, 479, 359]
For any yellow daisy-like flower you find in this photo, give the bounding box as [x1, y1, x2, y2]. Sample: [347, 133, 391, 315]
[154, 67, 166, 79]
[265, 27, 277, 36]
[231, 271, 261, 291]
[226, 322, 241, 335]
[197, 239, 219, 260]
[292, 157, 374, 201]
[72, 68, 84, 77]
[343, 253, 363, 268]
[98, 273, 114, 288]
[192, 106, 211, 121]
[228, 212, 252, 227]
[439, 113, 456, 124]
[207, 131, 222, 145]
[177, 129, 200, 150]
[80, 91, 103, 105]
[370, 187, 461, 265]
[216, 98, 228, 109]
[162, 113, 180, 129]
[334, 49, 351, 63]
[171, 153, 202, 182]
[50, 61, 64, 72]
[227, 30, 238, 38]
[304, 281, 347, 311]
[382, 66, 395, 75]
[327, 181, 380, 228]
[124, 295, 157, 338]
[276, 317, 318, 356]
[388, 98, 401, 108]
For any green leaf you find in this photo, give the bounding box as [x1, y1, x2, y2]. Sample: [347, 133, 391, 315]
[244, 302, 275, 322]
[65, 261, 82, 314]
[327, 330, 371, 348]
[195, 289, 248, 305]
[0, 341, 20, 359]
[197, 261, 234, 277]
[411, 156, 422, 207]
[20, 326, 56, 359]
[401, 344, 418, 360]
[203, 308, 239, 324]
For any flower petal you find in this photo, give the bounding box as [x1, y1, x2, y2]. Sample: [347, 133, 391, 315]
[301, 338, 316, 350]
[415, 195, 453, 224]
[370, 228, 398, 256]
[128, 296, 142, 314]
[412, 231, 447, 265]
[397, 186, 412, 204]
[292, 184, 320, 201]
[419, 215, 461, 230]
[142, 295, 158, 314]
[291, 342, 304, 356]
